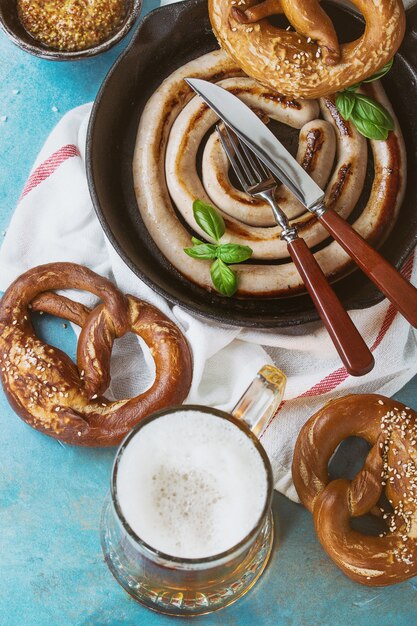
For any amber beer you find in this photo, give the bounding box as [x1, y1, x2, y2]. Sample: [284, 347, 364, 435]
[101, 366, 286, 616]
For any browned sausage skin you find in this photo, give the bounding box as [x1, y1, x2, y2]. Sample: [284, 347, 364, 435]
[133, 51, 406, 298]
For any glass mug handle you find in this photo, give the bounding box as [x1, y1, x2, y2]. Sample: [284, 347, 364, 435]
[231, 365, 286, 438]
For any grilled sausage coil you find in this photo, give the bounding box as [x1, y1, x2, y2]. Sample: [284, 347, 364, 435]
[133, 51, 406, 297]
[0, 263, 192, 446]
[292, 394, 417, 586]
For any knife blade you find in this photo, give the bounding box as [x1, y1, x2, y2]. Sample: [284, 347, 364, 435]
[185, 77, 324, 210]
[186, 77, 417, 329]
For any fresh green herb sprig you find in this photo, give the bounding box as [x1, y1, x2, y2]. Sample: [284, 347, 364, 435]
[335, 59, 394, 141]
[184, 199, 253, 297]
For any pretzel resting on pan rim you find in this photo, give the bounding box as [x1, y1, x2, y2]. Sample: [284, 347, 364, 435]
[133, 50, 406, 298]
[292, 394, 417, 586]
[0, 263, 192, 447]
[208, 0, 406, 98]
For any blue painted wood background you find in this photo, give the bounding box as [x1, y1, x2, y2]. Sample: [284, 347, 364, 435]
[0, 2, 416, 623]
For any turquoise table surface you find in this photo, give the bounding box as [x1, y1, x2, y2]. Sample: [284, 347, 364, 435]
[1, 4, 417, 624]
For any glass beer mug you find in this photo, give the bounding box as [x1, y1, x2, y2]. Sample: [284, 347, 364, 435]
[100, 365, 286, 616]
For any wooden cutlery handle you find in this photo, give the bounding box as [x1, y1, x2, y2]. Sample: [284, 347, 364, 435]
[318, 208, 417, 328]
[288, 238, 374, 377]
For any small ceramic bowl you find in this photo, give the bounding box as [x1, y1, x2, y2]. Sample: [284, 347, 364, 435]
[0, 0, 143, 60]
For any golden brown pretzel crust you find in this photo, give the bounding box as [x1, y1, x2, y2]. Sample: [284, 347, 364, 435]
[292, 394, 417, 586]
[209, 0, 406, 98]
[232, 0, 340, 65]
[0, 263, 192, 447]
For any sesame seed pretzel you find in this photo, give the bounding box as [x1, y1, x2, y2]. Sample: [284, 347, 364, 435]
[209, 0, 406, 98]
[292, 394, 417, 586]
[0, 263, 192, 447]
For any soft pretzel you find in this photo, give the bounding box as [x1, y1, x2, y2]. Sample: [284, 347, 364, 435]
[0, 263, 192, 447]
[209, 0, 406, 98]
[292, 395, 417, 586]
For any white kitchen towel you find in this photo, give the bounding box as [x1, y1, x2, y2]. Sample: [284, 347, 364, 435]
[1, 102, 417, 501]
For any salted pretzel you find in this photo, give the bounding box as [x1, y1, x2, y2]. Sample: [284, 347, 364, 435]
[209, 0, 406, 98]
[292, 395, 417, 586]
[0, 263, 192, 447]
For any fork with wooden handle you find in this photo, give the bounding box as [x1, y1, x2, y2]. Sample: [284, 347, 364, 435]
[217, 125, 374, 377]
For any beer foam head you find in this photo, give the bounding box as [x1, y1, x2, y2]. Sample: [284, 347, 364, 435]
[115, 409, 269, 559]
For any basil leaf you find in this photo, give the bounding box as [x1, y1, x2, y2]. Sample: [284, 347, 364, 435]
[335, 91, 355, 121]
[210, 259, 238, 297]
[362, 58, 394, 84]
[216, 243, 253, 264]
[352, 95, 394, 131]
[193, 199, 225, 242]
[191, 237, 204, 245]
[348, 116, 389, 141]
[184, 244, 218, 260]
[345, 83, 360, 93]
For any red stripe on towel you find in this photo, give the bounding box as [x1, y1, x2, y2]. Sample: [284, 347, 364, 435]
[20, 144, 81, 200]
[261, 252, 415, 437]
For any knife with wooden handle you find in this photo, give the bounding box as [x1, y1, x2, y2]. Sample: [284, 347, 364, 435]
[186, 78, 417, 328]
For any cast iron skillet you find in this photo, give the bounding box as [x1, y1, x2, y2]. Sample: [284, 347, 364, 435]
[86, 0, 417, 328]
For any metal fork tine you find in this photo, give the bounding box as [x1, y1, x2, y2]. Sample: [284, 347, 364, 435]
[216, 125, 249, 192]
[237, 138, 264, 183]
[254, 151, 272, 179]
[223, 125, 257, 187]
